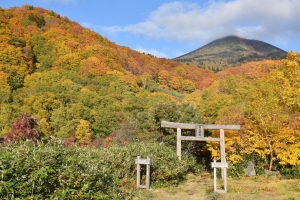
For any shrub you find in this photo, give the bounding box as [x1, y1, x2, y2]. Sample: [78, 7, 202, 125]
[4, 114, 41, 143]
[0, 139, 126, 199]
[280, 165, 300, 179]
[101, 142, 197, 188]
[0, 139, 198, 199]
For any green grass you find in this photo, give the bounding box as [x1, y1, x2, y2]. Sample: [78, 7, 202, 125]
[133, 173, 300, 200]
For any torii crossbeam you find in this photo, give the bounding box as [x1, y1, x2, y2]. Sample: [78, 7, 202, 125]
[161, 121, 241, 193]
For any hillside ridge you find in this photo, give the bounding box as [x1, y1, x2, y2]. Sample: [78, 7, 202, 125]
[0, 5, 214, 91]
[173, 35, 287, 71]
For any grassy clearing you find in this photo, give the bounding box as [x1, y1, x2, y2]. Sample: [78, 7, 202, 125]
[133, 173, 300, 200]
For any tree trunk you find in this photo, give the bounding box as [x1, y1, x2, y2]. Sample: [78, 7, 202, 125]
[267, 138, 273, 171]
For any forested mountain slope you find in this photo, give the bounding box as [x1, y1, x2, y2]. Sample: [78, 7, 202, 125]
[0, 5, 212, 141]
[174, 35, 287, 71]
[1, 5, 300, 173]
[0, 5, 213, 92]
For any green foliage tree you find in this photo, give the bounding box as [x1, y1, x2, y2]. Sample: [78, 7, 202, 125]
[181, 79, 196, 93]
[36, 15, 45, 28]
[21, 92, 61, 121]
[198, 81, 235, 123]
[7, 71, 24, 91]
[31, 34, 57, 70]
[9, 37, 26, 48]
[50, 106, 78, 139]
[0, 104, 16, 137]
[153, 101, 204, 158]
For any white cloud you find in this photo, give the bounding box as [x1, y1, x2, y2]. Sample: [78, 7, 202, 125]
[134, 46, 167, 58]
[101, 0, 300, 45]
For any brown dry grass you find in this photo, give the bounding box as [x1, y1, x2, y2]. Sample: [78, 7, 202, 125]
[133, 173, 300, 200]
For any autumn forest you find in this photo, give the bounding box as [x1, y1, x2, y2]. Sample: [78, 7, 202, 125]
[0, 4, 300, 198]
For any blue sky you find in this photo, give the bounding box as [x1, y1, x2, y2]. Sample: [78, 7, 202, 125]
[1, 0, 300, 58]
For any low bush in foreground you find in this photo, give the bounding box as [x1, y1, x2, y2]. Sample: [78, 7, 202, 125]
[0, 138, 197, 199]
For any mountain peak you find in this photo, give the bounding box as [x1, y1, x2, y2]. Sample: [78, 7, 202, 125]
[174, 35, 287, 71]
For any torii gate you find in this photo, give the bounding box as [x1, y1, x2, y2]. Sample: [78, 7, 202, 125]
[160, 121, 241, 193]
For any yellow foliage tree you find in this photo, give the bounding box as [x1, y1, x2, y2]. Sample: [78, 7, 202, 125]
[39, 118, 52, 137]
[280, 51, 300, 112]
[208, 104, 245, 164]
[75, 119, 92, 144]
[276, 116, 300, 166]
[243, 71, 290, 170]
[0, 71, 10, 90]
